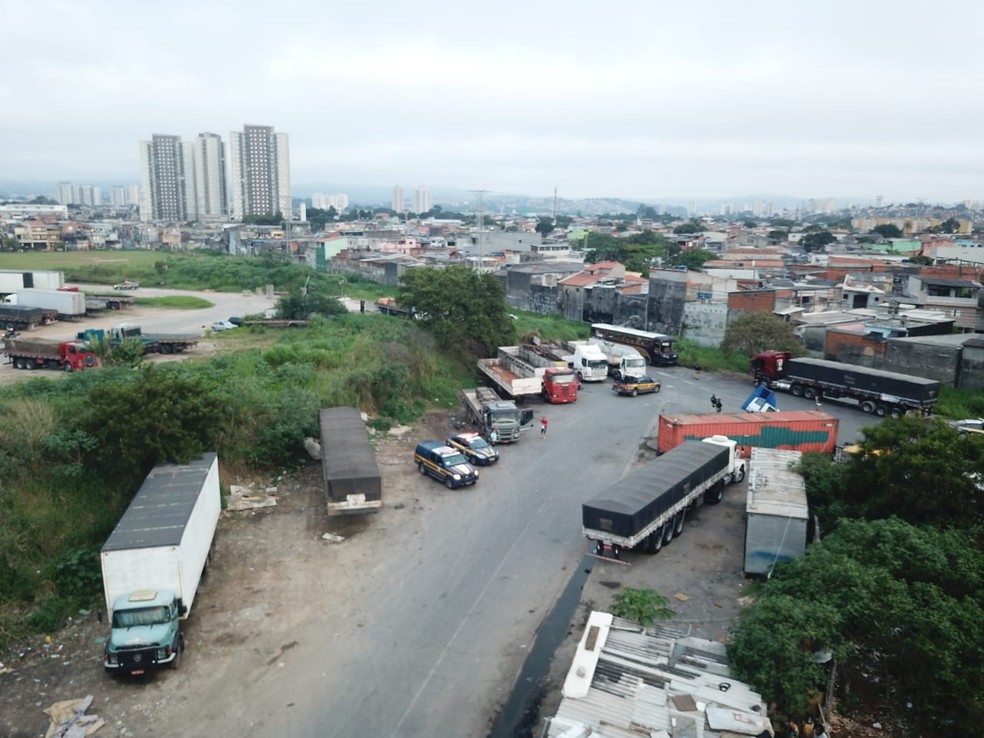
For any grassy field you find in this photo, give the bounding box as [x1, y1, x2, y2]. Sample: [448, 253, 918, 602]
[0, 250, 162, 271]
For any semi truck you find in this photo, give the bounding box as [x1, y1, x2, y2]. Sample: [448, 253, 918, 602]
[101, 453, 221, 675]
[587, 337, 648, 380]
[9, 288, 87, 319]
[582, 437, 746, 559]
[78, 325, 201, 354]
[656, 411, 839, 457]
[320, 407, 383, 515]
[0, 304, 57, 331]
[59, 286, 135, 311]
[477, 345, 579, 402]
[3, 338, 100, 371]
[751, 351, 941, 416]
[561, 340, 610, 382]
[460, 387, 535, 442]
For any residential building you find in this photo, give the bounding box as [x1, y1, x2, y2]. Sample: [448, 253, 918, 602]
[139, 134, 193, 222]
[413, 187, 431, 214]
[392, 185, 404, 213]
[229, 125, 291, 221]
[110, 186, 127, 207]
[192, 132, 228, 221]
[57, 182, 75, 205]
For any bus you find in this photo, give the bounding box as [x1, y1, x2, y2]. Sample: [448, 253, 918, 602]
[590, 323, 679, 366]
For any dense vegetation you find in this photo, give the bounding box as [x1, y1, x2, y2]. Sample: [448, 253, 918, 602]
[729, 417, 984, 733]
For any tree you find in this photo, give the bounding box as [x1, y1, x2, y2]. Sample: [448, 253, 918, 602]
[872, 223, 903, 239]
[535, 218, 555, 237]
[397, 266, 515, 357]
[80, 366, 223, 486]
[800, 231, 835, 252]
[720, 312, 801, 358]
[674, 248, 715, 272]
[940, 217, 961, 234]
[767, 229, 788, 242]
[276, 287, 348, 320]
[673, 220, 703, 234]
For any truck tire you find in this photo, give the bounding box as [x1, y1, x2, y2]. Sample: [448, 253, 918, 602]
[889, 406, 904, 418]
[705, 480, 725, 504]
[445, 476, 455, 490]
[876, 404, 888, 417]
[418, 462, 427, 475]
[861, 400, 876, 414]
[803, 387, 815, 400]
[662, 523, 674, 546]
[651, 527, 664, 553]
[159, 344, 173, 354]
[731, 464, 745, 484]
[673, 511, 685, 536]
[791, 384, 804, 397]
[63, 362, 73, 372]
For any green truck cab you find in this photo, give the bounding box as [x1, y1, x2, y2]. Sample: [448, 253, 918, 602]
[104, 589, 184, 675]
[414, 440, 479, 489]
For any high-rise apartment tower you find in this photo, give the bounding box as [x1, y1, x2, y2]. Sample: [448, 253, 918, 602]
[229, 125, 291, 221]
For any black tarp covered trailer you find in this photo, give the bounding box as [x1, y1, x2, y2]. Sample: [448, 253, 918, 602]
[786, 358, 940, 407]
[319, 407, 382, 515]
[582, 441, 731, 547]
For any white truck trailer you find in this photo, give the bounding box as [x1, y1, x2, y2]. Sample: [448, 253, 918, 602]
[0, 269, 64, 294]
[101, 453, 221, 674]
[582, 437, 746, 559]
[12, 288, 87, 319]
[743, 448, 809, 576]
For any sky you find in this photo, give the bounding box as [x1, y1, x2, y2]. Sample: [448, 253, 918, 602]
[4, 0, 984, 204]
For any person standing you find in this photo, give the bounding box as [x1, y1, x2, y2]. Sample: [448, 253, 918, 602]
[489, 429, 498, 445]
[540, 416, 548, 439]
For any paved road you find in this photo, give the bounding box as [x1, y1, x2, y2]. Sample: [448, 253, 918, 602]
[207, 367, 873, 737]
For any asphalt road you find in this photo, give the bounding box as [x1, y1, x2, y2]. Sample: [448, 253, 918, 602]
[213, 367, 871, 738]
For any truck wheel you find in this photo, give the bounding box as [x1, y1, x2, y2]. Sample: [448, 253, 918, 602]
[803, 387, 815, 400]
[732, 464, 745, 484]
[63, 362, 73, 372]
[159, 344, 173, 354]
[418, 462, 427, 475]
[673, 512, 684, 535]
[791, 384, 804, 397]
[876, 404, 888, 417]
[445, 476, 455, 490]
[861, 400, 876, 414]
[651, 527, 664, 553]
[705, 481, 725, 504]
[889, 407, 904, 418]
[662, 523, 674, 546]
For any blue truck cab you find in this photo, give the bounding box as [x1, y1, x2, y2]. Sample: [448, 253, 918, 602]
[104, 589, 184, 675]
[414, 440, 479, 489]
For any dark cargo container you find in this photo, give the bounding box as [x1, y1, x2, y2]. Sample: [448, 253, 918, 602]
[319, 407, 382, 515]
[582, 441, 729, 539]
[787, 358, 940, 404]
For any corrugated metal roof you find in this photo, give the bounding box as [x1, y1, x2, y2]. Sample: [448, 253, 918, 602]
[547, 612, 770, 738]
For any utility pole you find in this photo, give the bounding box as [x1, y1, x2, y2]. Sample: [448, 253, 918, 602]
[469, 189, 489, 271]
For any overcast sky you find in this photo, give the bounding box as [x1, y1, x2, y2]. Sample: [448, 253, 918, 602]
[4, 0, 983, 204]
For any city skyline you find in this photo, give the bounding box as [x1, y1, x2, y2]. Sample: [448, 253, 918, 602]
[4, 1, 984, 204]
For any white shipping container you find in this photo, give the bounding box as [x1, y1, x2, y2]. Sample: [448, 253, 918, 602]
[16, 288, 86, 316]
[101, 453, 221, 618]
[744, 448, 809, 576]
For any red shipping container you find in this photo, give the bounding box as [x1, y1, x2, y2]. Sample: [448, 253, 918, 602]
[657, 411, 839, 457]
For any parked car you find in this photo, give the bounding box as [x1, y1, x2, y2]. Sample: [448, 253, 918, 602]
[446, 432, 499, 466]
[210, 320, 238, 332]
[227, 316, 243, 326]
[414, 441, 478, 489]
[113, 281, 139, 290]
[612, 375, 662, 397]
[948, 418, 984, 433]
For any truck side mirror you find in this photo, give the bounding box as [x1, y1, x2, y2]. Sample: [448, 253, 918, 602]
[177, 599, 187, 617]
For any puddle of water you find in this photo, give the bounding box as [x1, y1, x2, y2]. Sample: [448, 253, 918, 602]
[487, 556, 595, 738]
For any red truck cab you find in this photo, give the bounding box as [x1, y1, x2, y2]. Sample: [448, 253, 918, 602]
[542, 367, 578, 404]
[750, 350, 792, 383]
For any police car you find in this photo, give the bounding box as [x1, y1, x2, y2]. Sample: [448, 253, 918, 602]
[446, 432, 500, 466]
[414, 440, 479, 489]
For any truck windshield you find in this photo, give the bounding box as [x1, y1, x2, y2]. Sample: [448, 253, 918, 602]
[112, 605, 170, 628]
[443, 453, 468, 466]
[586, 359, 607, 369]
[489, 408, 518, 420]
[625, 358, 646, 370]
[551, 373, 577, 385]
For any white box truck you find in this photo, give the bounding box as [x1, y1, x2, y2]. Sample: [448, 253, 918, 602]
[101, 453, 221, 675]
[14, 288, 87, 318]
[743, 448, 809, 576]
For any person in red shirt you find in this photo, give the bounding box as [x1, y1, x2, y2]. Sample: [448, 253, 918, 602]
[540, 416, 548, 438]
